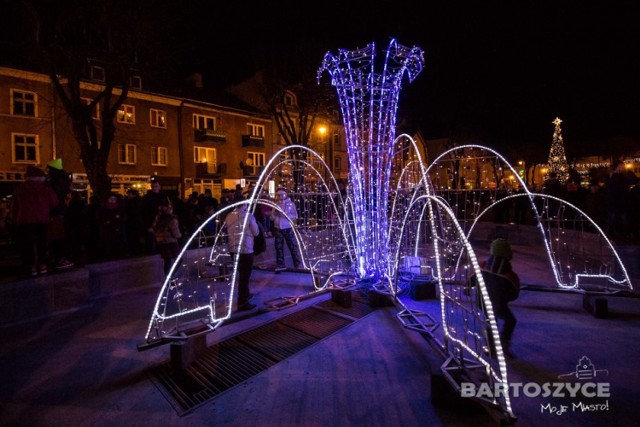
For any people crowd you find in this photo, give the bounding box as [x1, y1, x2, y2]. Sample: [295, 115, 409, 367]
[488, 165, 639, 242]
[4, 168, 235, 277]
[2, 162, 639, 279]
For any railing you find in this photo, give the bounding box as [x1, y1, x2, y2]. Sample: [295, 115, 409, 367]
[241, 134, 265, 147]
[195, 129, 227, 143]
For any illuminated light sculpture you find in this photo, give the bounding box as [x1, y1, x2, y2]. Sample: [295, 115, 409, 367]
[141, 40, 636, 424]
[546, 117, 570, 184]
[428, 144, 633, 291]
[317, 39, 424, 282]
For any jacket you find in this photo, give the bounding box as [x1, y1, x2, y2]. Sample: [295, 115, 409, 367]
[11, 177, 59, 224]
[153, 214, 182, 244]
[225, 206, 259, 254]
[270, 198, 298, 230]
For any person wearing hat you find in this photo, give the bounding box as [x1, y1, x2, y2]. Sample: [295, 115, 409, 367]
[11, 166, 59, 276]
[478, 238, 520, 358]
[45, 158, 74, 270]
[270, 188, 302, 271]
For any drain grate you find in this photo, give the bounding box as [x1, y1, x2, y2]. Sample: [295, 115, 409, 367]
[316, 297, 374, 319]
[148, 298, 377, 415]
[277, 306, 353, 339]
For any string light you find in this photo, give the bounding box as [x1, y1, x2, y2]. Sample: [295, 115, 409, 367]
[546, 117, 570, 184]
[142, 40, 633, 423]
[318, 38, 424, 281]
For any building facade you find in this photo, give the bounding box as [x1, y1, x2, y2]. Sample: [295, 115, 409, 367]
[0, 66, 282, 200]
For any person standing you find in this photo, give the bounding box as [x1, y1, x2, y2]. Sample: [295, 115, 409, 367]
[98, 193, 127, 260]
[605, 161, 632, 239]
[124, 188, 145, 256]
[142, 180, 164, 254]
[479, 238, 520, 358]
[257, 190, 273, 237]
[224, 197, 259, 311]
[152, 198, 182, 276]
[270, 188, 302, 271]
[46, 158, 74, 269]
[11, 165, 59, 276]
[65, 191, 86, 264]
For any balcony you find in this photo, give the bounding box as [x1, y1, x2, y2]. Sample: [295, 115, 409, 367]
[196, 162, 226, 177]
[195, 129, 227, 143]
[241, 134, 265, 147]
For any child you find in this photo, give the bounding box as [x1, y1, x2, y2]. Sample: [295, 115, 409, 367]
[152, 198, 182, 276]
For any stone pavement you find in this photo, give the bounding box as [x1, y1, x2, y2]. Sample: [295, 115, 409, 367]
[1, 239, 639, 426]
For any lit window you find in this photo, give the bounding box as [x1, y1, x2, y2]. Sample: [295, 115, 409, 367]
[151, 146, 168, 166]
[193, 114, 215, 130]
[117, 104, 135, 124]
[150, 109, 167, 128]
[11, 89, 37, 117]
[247, 151, 265, 175]
[194, 147, 217, 173]
[247, 123, 265, 137]
[118, 143, 136, 164]
[12, 133, 39, 163]
[81, 97, 100, 120]
[194, 146, 216, 163]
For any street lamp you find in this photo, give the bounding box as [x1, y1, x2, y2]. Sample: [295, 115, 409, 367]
[517, 160, 526, 184]
[317, 124, 329, 177]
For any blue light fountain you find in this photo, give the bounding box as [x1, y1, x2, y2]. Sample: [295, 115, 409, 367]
[318, 38, 424, 283]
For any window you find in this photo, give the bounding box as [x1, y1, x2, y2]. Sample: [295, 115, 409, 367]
[247, 151, 265, 175]
[151, 146, 168, 166]
[193, 114, 215, 130]
[247, 123, 265, 137]
[118, 144, 136, 164]
[311, 155, 323, 171]
[11, 89, 37, 117]
[194, 147, 217, 165]
[12, 133, 38, 163]
[117, 104, 135, 124]
[334, 156, 342, 171]
[150, 109, 167, 128]
[81, 97, 100, 120]
[129, 75, 142, 89]
[91, 65, 105, 82]
[333, 132, 341, 149]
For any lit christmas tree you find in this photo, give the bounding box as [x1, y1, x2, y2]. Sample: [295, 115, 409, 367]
[547, 117, 570, 184]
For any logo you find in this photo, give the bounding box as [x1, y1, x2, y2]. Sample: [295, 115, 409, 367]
[460, 356, 611, 416]
[558, 355, 608, 380]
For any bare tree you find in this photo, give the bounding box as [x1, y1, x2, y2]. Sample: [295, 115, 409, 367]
[19, 0, 175, 202]
[228, 68, 337, 190]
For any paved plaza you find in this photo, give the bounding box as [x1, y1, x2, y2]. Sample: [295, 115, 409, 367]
[1, 238, 639, 426]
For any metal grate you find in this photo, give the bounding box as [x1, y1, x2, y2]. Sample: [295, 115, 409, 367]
[148, 298, 377, 415]
[316, 297, 374, 319]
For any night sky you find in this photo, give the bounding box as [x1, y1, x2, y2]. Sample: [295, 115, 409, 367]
[182, 0, 639, 154]
[2, 0, 638, 155]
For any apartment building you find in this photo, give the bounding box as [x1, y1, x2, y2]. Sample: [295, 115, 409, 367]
[0, 66, 277, 200]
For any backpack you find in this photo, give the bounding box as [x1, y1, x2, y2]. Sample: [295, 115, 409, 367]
[253, 223, 266, 256]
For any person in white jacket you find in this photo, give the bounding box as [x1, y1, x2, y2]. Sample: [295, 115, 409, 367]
[270, 188, 302, 271]
[224, 198, 259, 311]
